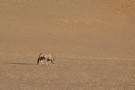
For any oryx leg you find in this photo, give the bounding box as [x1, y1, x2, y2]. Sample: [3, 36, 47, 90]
[46, 59, 51, 65]
[46, 59, 49, 65]
[39, 61, 42, 65]
[39, 60, 44, 65]
[41, 60, 44, 65]
[46, 62, 48, 65]
[49, 61, 52, 65]
[51, 60, 55, 65]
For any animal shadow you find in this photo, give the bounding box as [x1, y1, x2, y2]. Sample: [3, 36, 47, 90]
[3, 62, 37, 65]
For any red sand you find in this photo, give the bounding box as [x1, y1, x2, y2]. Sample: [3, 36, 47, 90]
[0, 0, 135, 89]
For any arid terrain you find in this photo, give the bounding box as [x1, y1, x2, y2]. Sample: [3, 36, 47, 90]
[0, 0, 135, 90]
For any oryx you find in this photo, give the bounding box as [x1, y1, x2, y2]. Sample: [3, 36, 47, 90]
[37, 53, 55, 65]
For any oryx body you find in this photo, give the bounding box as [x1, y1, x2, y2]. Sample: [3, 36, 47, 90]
[37, 53, 55, 65]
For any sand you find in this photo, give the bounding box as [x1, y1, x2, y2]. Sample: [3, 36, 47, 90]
[0, 0, 135, 90]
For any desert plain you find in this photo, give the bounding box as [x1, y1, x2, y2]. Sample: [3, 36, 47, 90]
[0, 0, 135, 90]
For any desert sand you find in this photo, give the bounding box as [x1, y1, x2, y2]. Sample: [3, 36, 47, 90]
[0, 0, 135, 90]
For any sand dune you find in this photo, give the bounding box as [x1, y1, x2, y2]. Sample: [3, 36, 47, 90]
[0, 0, 135, 89]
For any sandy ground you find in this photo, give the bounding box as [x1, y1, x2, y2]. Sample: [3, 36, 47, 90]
[0, 0, 135, 90]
